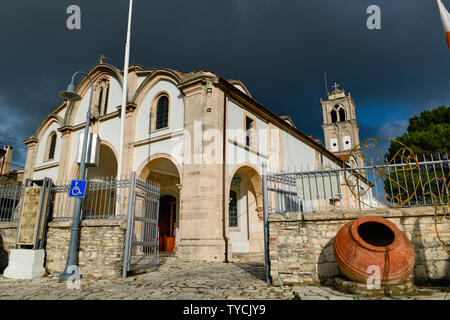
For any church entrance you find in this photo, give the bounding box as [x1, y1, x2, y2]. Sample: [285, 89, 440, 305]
[139, 155, 181, 254]
[158, 194, 177, 253]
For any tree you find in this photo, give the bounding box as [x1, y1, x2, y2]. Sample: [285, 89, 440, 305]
[385, 106, 450, 160]
[383, 106, 449, 206]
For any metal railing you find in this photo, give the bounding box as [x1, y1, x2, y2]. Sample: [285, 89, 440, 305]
[0, 182, 22, 222]
[264, 153, 449, 214]
[0, 175, 157, 223]
[51, 176, 131, 220]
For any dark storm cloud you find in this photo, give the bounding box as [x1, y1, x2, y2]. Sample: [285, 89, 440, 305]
[0, 0, 449, 165]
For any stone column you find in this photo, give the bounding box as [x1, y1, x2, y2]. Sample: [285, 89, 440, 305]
[23, 138, 38, 181]
[176, 80, 227, 262]
[56, 128, 74, 182]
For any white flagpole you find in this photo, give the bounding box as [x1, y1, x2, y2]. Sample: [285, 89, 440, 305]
[116, 0, 133, 215]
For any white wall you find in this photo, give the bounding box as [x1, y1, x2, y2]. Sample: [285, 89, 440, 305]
[137, 76, 146, 89]
[133, 135, 184, 172]
[226, 99, 267, 175]
[33, 166, 59, 181]
[100, 117, 121, 155]
[227, 100, 244, 145]
[106, 76, 123, 114]
[282, 131, 316, 171]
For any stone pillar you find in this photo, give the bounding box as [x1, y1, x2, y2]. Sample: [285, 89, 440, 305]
[176, 80, 227, 262]
[57, 128, 74, 182]
[23, 138, 38, 180]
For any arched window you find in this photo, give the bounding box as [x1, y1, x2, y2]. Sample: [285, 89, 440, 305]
[94, 77, 110, 117]
[339, 108, 346, 122]
[331, 109, 338, 123]
[103, 85, 110, 115]
[47, 133, 57, 160]
[155, 96, 169, 130]
[229, 189, 238, 227]
[97, 87, 104, 115]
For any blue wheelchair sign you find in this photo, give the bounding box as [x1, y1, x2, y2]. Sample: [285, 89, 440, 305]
[69, 180, 88, 198]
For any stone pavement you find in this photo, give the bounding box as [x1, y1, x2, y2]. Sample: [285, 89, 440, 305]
[0, 257, 448, 300]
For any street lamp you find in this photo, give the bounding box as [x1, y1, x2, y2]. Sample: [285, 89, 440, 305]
[58, 71, 94, 280]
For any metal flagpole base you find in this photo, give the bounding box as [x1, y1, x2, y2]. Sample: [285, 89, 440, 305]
[59, 264, 80, 281]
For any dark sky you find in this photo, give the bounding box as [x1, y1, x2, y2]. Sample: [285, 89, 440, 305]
[0, 0, 449, 165]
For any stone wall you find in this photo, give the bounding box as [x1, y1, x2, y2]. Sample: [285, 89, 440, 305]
[0, 222, 17, 273]
[0, 219, 127, 278]
[269, 207, 450, 286]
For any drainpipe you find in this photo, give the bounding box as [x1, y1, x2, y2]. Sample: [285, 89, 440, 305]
[222, 87, 230, 263]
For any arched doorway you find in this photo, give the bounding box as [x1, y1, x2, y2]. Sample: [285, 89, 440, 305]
[228, 166, 263, 254]
[139, 156, 181, 253]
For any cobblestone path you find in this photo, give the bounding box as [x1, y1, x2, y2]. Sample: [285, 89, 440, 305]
[0, 257, 448, 300]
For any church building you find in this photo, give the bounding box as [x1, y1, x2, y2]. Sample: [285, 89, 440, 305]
[22, 58, 353, 262]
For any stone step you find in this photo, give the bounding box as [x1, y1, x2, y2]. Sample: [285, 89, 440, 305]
[231, 252, 265, 263]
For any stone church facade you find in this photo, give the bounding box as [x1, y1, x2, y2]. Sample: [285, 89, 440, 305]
[22, 61, 348, 262]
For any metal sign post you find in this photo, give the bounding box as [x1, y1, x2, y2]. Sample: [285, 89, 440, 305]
[262, 162, 272, 284]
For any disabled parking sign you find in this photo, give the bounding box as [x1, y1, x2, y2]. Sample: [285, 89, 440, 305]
[69, 180, 87, 198]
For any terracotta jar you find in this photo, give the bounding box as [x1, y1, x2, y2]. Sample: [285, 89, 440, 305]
[334, 216, 415, 284]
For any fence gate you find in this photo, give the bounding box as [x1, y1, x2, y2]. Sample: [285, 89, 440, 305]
[122, 172, 160, 277]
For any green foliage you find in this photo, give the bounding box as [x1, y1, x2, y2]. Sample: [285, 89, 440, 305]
[382, 106, 449, 205]
[385, 106, 450, 160]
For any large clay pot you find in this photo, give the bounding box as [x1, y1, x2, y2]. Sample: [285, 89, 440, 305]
[334, 216, 415, 284]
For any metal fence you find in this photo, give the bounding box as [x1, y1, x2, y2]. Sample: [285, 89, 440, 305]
[0, 182, 22, 222]
[0, 176, 136, 222]
[52, 176, 131, 220]
[264, 153, 450, 214]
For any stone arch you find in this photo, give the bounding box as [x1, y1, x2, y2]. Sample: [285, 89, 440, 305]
[33, 118, 63, 168]
[227, 164, 264, 254]
[137, 153, 182, 252]
[68, 142, 118, 181]
[227, 164, 263, 213]
[86, 142, 118, 178]
[64, 64, 123, 126]
[131, 69, 183, 107]
[34, 114, 63, 141]
[137, 153, 182, 182]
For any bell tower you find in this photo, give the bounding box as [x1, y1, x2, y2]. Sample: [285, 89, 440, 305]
[321, 83, 362, 167]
